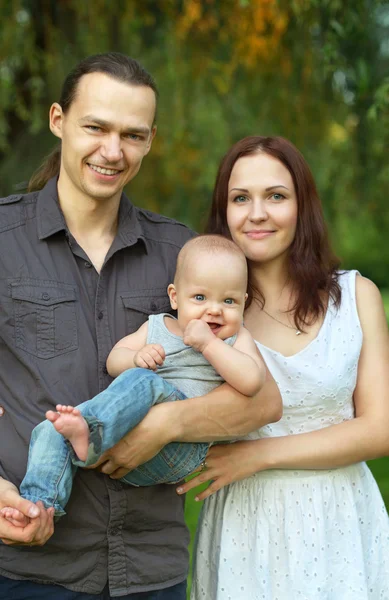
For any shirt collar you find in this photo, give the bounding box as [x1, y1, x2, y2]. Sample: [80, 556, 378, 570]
[37, 177, 145, 249]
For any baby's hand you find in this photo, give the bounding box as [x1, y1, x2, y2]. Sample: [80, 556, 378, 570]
[0, 507, 30, 528]
[183, 320, 215, 352]
[134, 344, 165, 371]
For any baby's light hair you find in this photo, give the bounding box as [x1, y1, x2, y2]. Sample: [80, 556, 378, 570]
[174, 234, 247, 286]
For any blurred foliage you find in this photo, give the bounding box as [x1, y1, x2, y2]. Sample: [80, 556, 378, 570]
[0, 0, 389, 283]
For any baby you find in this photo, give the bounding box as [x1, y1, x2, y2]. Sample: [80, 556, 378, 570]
[2, 235, 265, 523]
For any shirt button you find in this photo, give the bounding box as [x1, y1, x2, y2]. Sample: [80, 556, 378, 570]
[109, 527, 119, 536]
[42, 293, 50, 301]
[84, 261, 92, 268]
[0, 406, 4, 416]
[102, 366, 108, 375]
[97, 311, 104, 320]
[150, 302, 157, 311]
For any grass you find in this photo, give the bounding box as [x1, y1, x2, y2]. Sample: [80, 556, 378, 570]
[185, 288, 389, 595]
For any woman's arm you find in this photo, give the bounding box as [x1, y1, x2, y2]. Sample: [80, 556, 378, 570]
[179, 276, 389, 500]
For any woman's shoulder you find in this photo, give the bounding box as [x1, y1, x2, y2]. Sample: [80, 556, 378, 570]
[337, 270, 381, 301]
[337, 271, 385, 331]
[352, 275, 389, 349]
[354, 274, 384, 312]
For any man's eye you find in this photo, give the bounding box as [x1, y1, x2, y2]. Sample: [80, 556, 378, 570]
[224, 298, 234, 305]
[86, 125, 102, 132]
[125, 133, 142, 141]
[194, 294, 205, 301]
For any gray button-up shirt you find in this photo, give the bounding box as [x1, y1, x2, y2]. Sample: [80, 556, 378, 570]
[0, 177, 194, 595]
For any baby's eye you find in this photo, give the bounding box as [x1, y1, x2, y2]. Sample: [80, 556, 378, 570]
[224, 298, 235, 305]
[194, 294, 205, 301]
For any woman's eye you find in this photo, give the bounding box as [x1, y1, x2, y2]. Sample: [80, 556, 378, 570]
[224, 298, 234, 305]
[233, 195, 248, 203]
[272, 193, 285, 201]
[194, 294, 205, 301]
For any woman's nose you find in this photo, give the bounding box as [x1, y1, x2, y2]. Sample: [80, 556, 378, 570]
[249, 199, 268, 222]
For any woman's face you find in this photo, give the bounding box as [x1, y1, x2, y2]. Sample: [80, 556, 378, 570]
[226, 152, 298, 266]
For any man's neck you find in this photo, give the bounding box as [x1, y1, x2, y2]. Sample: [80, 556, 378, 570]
[57, 176, 122, 272]
[57, 176, 121, 242]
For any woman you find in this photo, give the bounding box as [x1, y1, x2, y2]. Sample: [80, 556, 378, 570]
[178, 136, 389, 599]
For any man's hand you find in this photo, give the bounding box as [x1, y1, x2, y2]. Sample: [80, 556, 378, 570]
[134, 344, 165, 371]
[94, 403, 173, 479]
[183, 320, 215, 353]
[0, 485, 54, 546]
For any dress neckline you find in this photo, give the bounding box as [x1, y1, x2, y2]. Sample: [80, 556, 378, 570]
[255, 298, 334, 360]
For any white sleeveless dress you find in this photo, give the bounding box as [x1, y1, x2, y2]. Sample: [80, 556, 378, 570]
[191, 271, 389, 600]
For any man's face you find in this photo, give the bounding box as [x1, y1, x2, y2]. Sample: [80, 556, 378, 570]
[50, 72, 156, 203]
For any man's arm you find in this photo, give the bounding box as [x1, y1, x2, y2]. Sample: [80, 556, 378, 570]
[97, 367, 282, 479]
[166, 365, 281, 442]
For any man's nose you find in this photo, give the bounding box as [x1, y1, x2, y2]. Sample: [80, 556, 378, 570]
[101, 134, 123, 163]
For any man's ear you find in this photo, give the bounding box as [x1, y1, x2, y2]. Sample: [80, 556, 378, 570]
[244, 293, 248, 301]
[145, 125, 157, 155]
[49, 103, 64, 140]
[167, 283, 178, 310]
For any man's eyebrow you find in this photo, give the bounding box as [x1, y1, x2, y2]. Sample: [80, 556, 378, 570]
[78, 115, 150, 135]
[78, 116, 111, 127]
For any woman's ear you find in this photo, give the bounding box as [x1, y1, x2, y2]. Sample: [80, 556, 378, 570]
[167, 284, 178, 310]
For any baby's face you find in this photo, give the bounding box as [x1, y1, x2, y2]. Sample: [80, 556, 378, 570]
[169, 252, 247, 340]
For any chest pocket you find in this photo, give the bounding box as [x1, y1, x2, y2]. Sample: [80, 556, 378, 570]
[10, 280, 78, 359]
[121, 288, 172, 333]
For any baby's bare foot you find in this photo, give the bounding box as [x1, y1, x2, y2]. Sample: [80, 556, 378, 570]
[0, 507, 29, 528]
[46, 405, 89, 461]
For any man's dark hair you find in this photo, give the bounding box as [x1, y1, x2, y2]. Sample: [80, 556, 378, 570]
[28, 53, 158, 192]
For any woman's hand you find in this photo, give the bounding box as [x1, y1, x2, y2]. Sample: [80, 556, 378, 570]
[94, 403, 173, 479]
[176, 440, 264, 501]
[0, 483, 54, 546]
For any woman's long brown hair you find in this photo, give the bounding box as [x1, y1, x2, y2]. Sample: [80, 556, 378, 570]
[206, 136, 341, 331]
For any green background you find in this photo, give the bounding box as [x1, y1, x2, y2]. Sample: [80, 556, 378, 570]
[0, 1, 388, 595]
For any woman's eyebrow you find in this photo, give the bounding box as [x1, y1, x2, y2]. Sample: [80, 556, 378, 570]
[229, 187, 249, 193]
[265, 185, 289, 191]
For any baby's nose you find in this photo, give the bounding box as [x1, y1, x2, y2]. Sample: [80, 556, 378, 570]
[207, 303, 222, 314]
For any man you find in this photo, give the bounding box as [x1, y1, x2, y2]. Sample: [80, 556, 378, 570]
[0, 53, 281, 599]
